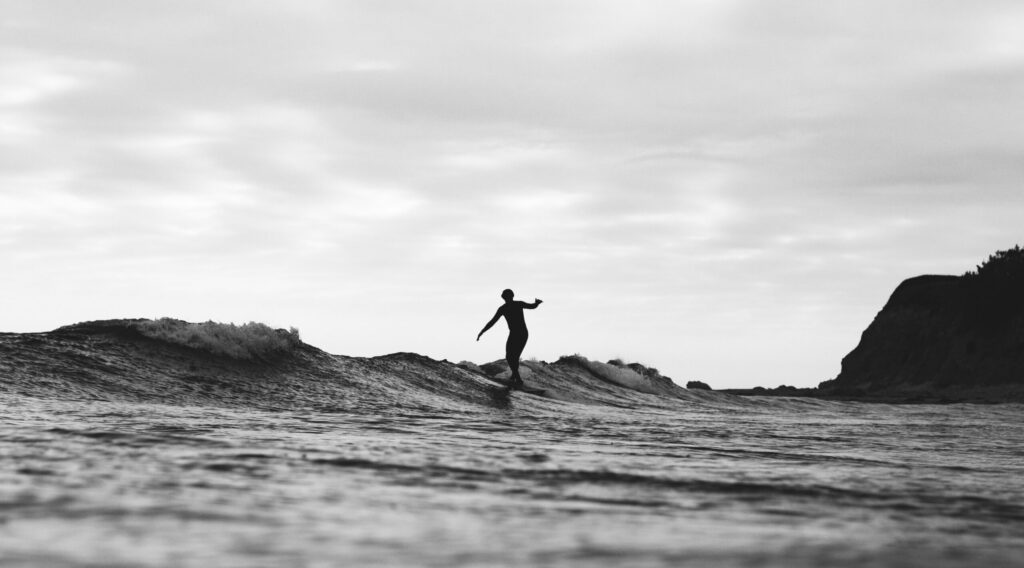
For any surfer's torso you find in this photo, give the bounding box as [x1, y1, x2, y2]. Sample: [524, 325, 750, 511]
[499, 301, 529, 335]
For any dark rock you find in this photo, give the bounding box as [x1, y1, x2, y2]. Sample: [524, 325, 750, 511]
[686, 380, 712, 390]
[818, 246, 1024, 402]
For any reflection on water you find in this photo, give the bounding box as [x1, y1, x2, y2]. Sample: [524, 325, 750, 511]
[3, 393, 1023, 567]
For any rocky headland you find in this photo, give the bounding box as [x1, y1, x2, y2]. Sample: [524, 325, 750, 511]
[722, 246, 1024, 403]
[817, 246, 1024, 403]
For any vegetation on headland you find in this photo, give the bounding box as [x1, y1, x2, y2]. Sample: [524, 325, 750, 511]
[962, 245, 1024, 327]
[965, 244, 1024, 280]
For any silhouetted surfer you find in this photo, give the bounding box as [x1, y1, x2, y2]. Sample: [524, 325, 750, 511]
[477, 289, 542, 389]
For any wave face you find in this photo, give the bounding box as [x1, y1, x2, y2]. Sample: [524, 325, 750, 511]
[0, 319, 728, 413]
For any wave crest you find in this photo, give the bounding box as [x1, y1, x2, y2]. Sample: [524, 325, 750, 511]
[133, 318, 302, 360]
[555, 355, 676, 395]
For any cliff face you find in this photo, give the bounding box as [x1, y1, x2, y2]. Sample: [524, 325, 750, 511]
[819, 271, 1024, 402]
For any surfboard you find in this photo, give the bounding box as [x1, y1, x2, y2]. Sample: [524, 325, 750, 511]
[488, 377, 547, 396]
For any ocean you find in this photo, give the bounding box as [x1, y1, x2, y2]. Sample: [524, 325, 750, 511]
[2, 320, 1023, 567]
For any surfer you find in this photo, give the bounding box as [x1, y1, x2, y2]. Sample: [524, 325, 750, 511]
[477, 289, 542, 389]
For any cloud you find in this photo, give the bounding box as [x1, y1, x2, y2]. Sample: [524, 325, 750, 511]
[3, 1, 1024, 386]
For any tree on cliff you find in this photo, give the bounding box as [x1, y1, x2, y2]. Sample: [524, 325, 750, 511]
[967, 245, 1024, 280]
[964, 245, 1024, 327]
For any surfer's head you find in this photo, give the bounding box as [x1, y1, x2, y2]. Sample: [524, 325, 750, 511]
[501, 289, 514, 302]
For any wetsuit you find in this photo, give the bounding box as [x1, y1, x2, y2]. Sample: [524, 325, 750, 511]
[500, 301, 530, 381]
[479, 297, 541, 388]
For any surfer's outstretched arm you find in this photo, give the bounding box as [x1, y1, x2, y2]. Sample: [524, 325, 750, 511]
[477, 309, 502, 341]
[525, 299, 543, 309]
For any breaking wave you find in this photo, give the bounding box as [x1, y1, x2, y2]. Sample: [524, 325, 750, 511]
[134, 318, 303, 360]
[0, 318, 748, 414]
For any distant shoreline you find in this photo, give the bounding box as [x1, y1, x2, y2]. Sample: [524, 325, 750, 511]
[719, 387, 1024, 405]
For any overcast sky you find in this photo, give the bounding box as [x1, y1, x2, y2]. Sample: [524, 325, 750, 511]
[3, 1, 1023, 388]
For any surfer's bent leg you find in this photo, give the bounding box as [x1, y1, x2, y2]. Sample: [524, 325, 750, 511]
[506, 331, 528, 386]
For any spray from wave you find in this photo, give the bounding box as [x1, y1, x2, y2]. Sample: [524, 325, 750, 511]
[133, 318, 303, 360]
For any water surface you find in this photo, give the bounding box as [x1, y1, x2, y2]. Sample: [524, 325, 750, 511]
[4, 393, 1022, 567]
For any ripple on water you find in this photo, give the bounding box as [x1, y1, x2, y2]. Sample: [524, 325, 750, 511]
[2, 394, 1024, 567]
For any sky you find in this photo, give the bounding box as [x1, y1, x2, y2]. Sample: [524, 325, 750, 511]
[3, 1, 1023, 388]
